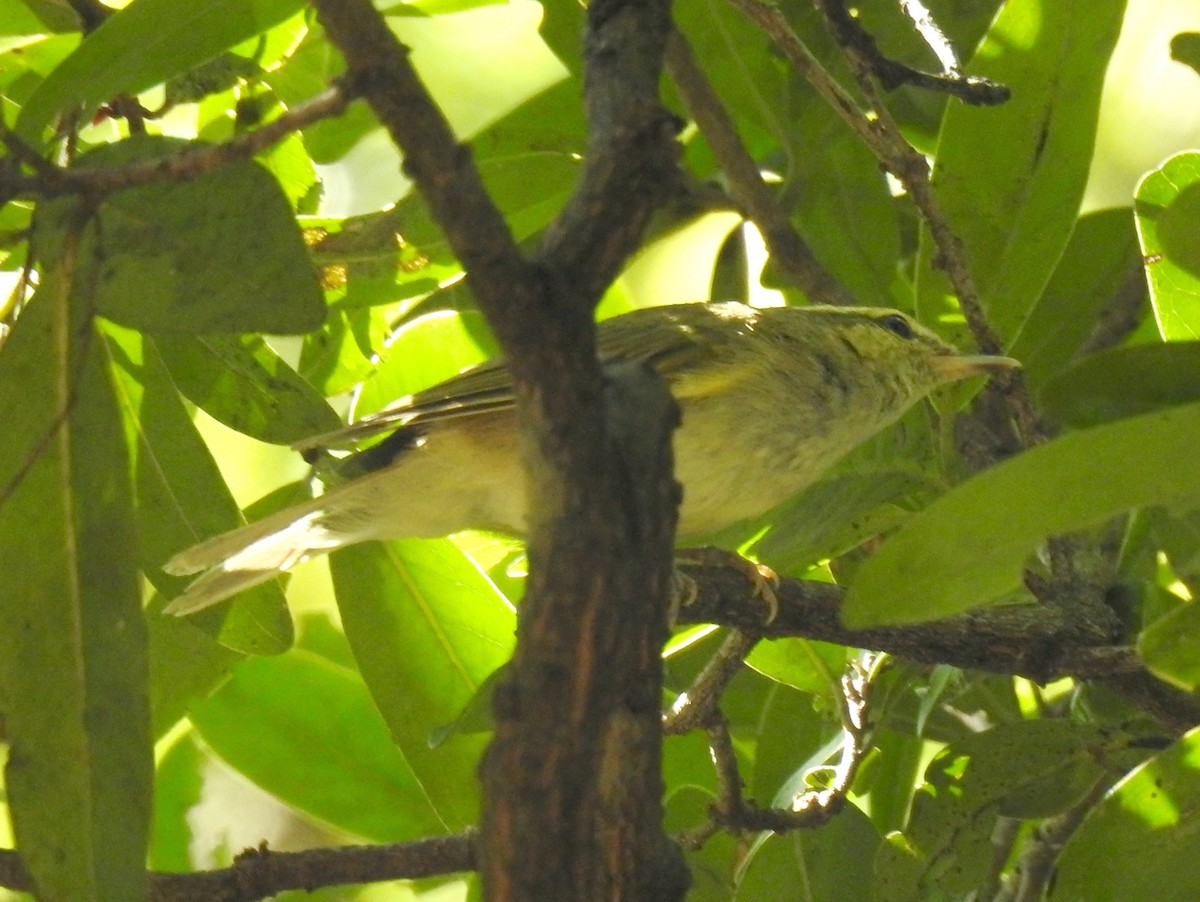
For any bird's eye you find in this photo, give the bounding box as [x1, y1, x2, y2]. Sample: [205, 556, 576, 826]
[878, 314, 915, 340]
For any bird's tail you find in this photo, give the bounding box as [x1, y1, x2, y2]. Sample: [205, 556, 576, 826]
[162, 496, 339, 616]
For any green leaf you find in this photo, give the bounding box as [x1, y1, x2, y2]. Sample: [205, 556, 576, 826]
[745, 638, 844, 696]
[877, 721, 1104, 899]
[1052, 727, 1200, 901]
[391, 0, 569, 143]
[1040, 341, 1200, 428]
[672, 0, 796, 170]
[669, 787, 736, 901]
[102, 323, 294, 657]
[275, 0, 569, 174]
[354, 307, 499, 417]
[1149, 507, 1200, 584]
[736, 806, 879, 902]
[34, 135, 325, 334]
[1008, 207, 1142, 391]
[0, 254, 151, 899]
[2, 1, 74, 34]
[147, 599, 242, 738]
[1171, 32, 1200, 78]
[746, 468, 932, 576]
[265, 26, 378, 165]
[149, 734, 205, 872]
[844, 401, 1200, 627]
[189, 650, 451, 841]
[747, 683, 837, 806]
[786, 99, 901, 307]
[916, 0, 1127, 345]
[156, 334, 341, 444]
[1138, 600, 1200, 691]
[428, 663, 506, 747]
[15, 0, 307, 141]
[330, 538, 517, 828]
[6, 1, 78, 33]
[298, 305, 386, 396]
[1135, 151, 1200, 341]
[863, 729, 924, 834]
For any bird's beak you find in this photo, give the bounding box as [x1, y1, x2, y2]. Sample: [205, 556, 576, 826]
[931, 353, 1022, 383]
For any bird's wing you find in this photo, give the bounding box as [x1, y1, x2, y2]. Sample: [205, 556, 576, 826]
[296, 302, 759, 452]
[293, 359, 517, 451]
[595, 301, 760, 400]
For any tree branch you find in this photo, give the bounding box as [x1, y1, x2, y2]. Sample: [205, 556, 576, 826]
[0, 87, 350, 201]
[534, 0, 681, 301]
[0, 833, 475, 901]
[999, 774, 1114, 902]
[677, 562, 1200, 735]
[819, 0, 1010, 105]
[680, 654, 880, 844]
[664, 629, 758, 735]
[312, 2, 687, 898]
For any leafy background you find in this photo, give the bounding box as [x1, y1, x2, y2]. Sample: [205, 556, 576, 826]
[1, 0, 1200, 899]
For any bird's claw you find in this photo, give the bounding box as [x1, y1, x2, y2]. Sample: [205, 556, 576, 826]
[675, 548, 780, 625]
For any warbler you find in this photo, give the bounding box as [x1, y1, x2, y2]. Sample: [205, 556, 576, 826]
[164, 302, 1019, 614]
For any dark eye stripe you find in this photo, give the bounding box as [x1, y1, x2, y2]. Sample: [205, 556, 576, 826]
[878, 314, 915, 340]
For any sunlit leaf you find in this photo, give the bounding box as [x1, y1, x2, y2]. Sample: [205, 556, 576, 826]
[1139, 600, 1200, 692]
[34, 135, 325, 334]
[1052, 727, 1200, 901]
[16, 0, 307, 141]
[1136, 150, 1200, 341]
[156, 333, 340, 444]
[916, 0, 1126, 346]
[0, 244, 151, 900]
[845, 402, 1200, 626]
[331, 538, 517, 828]
[1040, 341, 1200, 428]
[190, 650, 451, 841]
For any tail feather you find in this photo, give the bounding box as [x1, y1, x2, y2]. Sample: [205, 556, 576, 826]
[163, 502, 339, 615]
[162, 425, 522, 615]
[163, 567, 282, 616]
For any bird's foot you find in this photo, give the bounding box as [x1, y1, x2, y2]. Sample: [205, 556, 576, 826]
[676, 547, 780, 624]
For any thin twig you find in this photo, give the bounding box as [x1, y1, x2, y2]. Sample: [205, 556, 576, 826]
[728, 0, 1039, 445]
[791, 652, 876, 815]
[806, 2, 995, 338]
[708, 714, 746, 819]
[0, 86, 350, 200]
[810, 0, 1039, 443]
[664, 30, 857, 304]
[664, 629, 758, 735]
[675, 713, 743, 850]
[0, 832, 476, 900]
[820, 0, 1009, 104]
[979, 817, 1022, 901]
[999, 774, 1113, 902]
[901, 0, 960, 71]
[680, 653, 880, 845]
[725, 0, 901, 171]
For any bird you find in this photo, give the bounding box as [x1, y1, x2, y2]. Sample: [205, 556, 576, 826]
[163, 301, 1019, 614]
